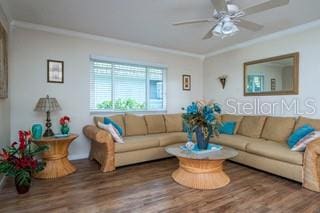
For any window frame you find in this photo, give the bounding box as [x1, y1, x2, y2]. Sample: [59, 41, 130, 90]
[89, 56, 167, 114]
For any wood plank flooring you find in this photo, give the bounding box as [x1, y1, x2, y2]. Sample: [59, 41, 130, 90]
[0, 158, 320, 213]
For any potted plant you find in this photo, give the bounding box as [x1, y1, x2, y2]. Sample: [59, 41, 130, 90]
[0, 130, 48, 194]
[182, 100, 222, 150]
[60, 116, 71, 135]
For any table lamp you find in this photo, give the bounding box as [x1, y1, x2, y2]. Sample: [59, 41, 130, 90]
[34, 95, 62, 137]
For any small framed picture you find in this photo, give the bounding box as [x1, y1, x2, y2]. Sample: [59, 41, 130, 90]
[271, 78, 276, 91]
[47, 60, 64, 83]
[182, 74, 191, 91]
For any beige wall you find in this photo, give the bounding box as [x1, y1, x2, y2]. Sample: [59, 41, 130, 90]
[204, 26, 320, 117]
[9, 27, 204, 159]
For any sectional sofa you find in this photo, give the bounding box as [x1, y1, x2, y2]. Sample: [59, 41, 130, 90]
[83, 114, 187, 171]
[83, 113, 320, 192]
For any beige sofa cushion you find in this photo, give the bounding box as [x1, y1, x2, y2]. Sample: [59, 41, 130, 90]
[221, 114, 244, 133]
[115, 135, 160, 153]
[211, 134, 265, 151]
[144, 115, 166, 134]
[295, 116, 320, 131]
[164, 114, 183, 133]
[237, 116, 267, 138]
[94, 115, 126, 136]
[158, 132, 188, 147]
[246, 140, 303, 165]
[261, 116, 296, 143]
[124, 114, 147, 136]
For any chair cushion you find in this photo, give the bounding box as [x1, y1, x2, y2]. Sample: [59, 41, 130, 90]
[211, 134, 264, 151]
[158, 132, 188, 146]
[144, 115, 166, 134]
[261, 116, 296, 143]
[237, 116, 267, 138]
[295, 116, 320, 131]
[95, 115, 125, 136]
[164, 114, 183, 133]
[221, 114, 243, 133]
[115, 135, 160, 153]
[246, 140, 303, 165]
[124, 114, 148, 136]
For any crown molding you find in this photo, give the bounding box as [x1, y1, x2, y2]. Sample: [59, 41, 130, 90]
[205, 19, 320, 58]
[10, 20, 205, 60]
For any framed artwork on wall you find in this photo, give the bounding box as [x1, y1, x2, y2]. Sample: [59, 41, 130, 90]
[182, 74, 191, 91]
[0, 21, 8, 99]
[271, 78, 276, 91]
[47, 60, 64, 83]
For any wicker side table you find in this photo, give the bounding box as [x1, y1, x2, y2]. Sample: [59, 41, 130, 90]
[32, 134, 78, 179]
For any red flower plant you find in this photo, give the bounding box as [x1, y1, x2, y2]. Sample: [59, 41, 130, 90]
[60, 116, 71, 126]
[0, 130, 48, 186]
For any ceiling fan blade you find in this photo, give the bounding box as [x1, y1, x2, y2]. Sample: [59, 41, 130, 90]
[238, 19, 264, 31]
[202, 23, 218, 40]
[243, 0, 289, 16]
[211, 0, 228, 13]
[173, 18, 215, 26]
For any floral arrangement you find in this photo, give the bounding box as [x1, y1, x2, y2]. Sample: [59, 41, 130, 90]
[0, 130, 48, 193]
[60, 116, 70, 126]
[182, 100, 221, 149]
[60, 116, 71, 135]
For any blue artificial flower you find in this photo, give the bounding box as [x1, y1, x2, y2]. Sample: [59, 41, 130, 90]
[187, 102, 198, 114]
[214, 104, 222, 114]
[203, 106, 215, 122]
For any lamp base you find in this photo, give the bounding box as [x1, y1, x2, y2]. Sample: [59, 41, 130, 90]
[43, 128, 54, 137]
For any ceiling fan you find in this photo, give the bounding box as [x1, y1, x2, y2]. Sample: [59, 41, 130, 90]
[173, 0, 290, 39]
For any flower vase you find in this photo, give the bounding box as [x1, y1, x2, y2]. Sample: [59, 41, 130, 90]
[195, 127, 209, 150]
[15, 176, 31, 194]
[31, 124, 42, 140]
[60, 125, 70, 135]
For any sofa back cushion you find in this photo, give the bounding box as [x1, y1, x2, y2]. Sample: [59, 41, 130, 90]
[237, 116, 267, 138]
[94, 115, 125, 136]
[295, 116, 320, 131]
[221, 114, 243, 133]
[261, 116, 296, 143]
[124, 114, 148, 136]
[164, 114, 183, 133]
[144, 115, 166, 134]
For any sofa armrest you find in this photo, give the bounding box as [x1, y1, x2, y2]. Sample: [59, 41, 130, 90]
[83, 125, 115, 172]
[83, 125, 113, 144]
[303, 138, 320, 192]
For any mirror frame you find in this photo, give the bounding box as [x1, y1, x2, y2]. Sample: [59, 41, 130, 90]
[243, 52, 299, 96]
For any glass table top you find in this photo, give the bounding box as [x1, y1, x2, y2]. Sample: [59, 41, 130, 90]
[165, 143, 238, 160]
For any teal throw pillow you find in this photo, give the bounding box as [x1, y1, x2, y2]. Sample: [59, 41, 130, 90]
[104, 117, 123, 136]
[287, 124, 315, 149]
[219, 121, 236, 135]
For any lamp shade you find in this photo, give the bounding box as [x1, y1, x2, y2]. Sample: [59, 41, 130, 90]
[34, 95, 62, 112]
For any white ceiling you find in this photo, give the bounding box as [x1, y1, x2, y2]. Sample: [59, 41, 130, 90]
[2, 0, 320, 54]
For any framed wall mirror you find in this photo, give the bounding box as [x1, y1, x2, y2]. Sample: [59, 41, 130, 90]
[244, 52, 299, 96]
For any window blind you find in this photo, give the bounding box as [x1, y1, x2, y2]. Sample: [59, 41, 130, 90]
[90, 58, 167, 112]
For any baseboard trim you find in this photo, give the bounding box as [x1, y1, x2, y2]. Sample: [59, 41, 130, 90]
[68, 153, 89, 161]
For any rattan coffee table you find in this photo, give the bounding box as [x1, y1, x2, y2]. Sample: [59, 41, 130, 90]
[165, 143, 238, 190]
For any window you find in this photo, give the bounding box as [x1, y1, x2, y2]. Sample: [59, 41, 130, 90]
[90, 58, 166, 112]
[247, 75, 264, 93]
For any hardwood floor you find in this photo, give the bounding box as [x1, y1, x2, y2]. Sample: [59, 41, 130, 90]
[1, 158, 320, 213]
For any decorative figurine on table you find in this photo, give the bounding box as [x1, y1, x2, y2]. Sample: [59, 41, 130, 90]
[59, 116, 71, 135]
[182, 100, 222, 150]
